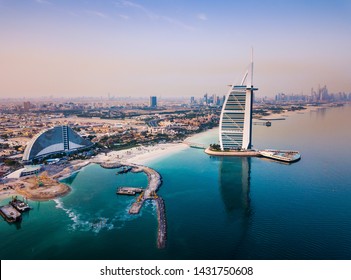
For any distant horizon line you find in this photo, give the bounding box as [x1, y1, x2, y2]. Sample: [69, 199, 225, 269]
[1, 87, 351, 102]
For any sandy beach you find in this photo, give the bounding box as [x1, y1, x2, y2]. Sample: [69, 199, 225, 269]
[92, 142, 188, 165]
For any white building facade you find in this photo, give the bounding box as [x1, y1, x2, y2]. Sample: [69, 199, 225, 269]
[219, 56, 257, 151]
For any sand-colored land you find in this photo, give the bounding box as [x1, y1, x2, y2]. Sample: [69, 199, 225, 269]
[1, 171, 70, 201]
[258, 105, 314, 120]
[92, 143, 188, 165]
[0, 188, 17, 201]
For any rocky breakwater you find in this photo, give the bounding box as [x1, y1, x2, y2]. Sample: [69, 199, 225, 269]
[115, 162, 167, 249]
[155, 197, 167, 249]
[100, 162, 123, 169]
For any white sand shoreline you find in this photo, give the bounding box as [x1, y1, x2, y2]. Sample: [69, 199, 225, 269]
[92, 142, 189, 166]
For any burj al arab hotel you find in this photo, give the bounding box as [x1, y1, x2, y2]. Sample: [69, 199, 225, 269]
[219, 54, 258, 151]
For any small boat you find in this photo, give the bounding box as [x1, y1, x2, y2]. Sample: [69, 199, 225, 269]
[265, 121, 272, 127]
[259, 150, 301, 163]
[9, 197, 31, 212]
[116, 166, 132, 175]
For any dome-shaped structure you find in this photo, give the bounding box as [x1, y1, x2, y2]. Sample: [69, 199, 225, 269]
[23, 125, 93, 161]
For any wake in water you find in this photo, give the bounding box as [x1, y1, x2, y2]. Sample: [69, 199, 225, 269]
[53, 198, 149, 233]
[145, 200, 157, 218]
[53, 199, 114, 234]
[109, 200, 145, 229]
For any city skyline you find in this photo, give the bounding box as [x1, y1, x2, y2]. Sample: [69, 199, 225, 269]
[0, 0, 350, 98]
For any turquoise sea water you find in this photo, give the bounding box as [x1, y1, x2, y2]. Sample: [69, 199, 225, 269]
[1, 105, 351, 259]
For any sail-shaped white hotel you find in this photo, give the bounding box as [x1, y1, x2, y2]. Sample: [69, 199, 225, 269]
[219, 55, 258, 151]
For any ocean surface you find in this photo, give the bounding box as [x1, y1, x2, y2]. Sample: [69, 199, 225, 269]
[1, 105, 351, 260]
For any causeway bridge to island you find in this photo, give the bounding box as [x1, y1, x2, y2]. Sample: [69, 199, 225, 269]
[183, 141, 206, 150]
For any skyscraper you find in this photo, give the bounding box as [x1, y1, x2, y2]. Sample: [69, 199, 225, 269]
[149, 96, 157, 108]
[219, 54, 258, 151]
[23, 101, 31, 112]
[203, 93, 208, 105]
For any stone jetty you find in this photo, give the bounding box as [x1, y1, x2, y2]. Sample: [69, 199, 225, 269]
[115, 162, 167, 249]
[100, 162, 122, 169]
[155, 197, 167, 249]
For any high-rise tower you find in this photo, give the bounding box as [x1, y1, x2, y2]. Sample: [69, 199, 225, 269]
[219, 52, 258, 151]
[149, 96, 157, 108]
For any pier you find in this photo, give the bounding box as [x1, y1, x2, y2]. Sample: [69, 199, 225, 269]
[129, 201, 144, 214]
[116, 162, 167, 249]
[127, 165, 162, 214]
[259, 117, 286, 121]
[116, 187, 144, 196]
[184, 141, 206, 150]
[253, 121, 272, 126]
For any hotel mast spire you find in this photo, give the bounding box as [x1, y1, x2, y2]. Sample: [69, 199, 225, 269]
[249, 47, 254, 88]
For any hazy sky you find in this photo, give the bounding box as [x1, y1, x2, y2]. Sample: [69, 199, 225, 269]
[0, 0, 350, 98]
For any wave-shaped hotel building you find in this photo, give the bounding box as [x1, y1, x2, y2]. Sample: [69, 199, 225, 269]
[23, 125, 93, 162]
[208, 53, 300, 163]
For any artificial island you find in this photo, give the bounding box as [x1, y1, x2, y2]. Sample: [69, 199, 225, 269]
[205, 53, 301, 163]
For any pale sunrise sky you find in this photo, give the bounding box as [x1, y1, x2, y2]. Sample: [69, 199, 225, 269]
[0, 0, 350, 98]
